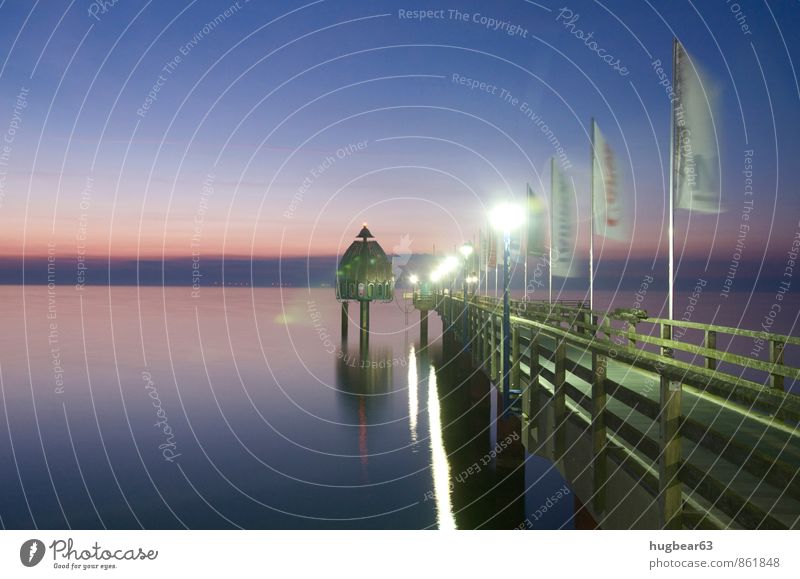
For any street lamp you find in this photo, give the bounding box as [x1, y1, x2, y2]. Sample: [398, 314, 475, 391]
[459, 242, 474, 348]
[442, 255, 459, 275]
[408, 274, 419, 305]
[438, 256, 458, 330]
[490, 202, 525, 412]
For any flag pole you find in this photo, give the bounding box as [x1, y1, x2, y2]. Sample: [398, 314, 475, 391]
[478, 228, 483, 297]
[483, 229, 487, 296]
[524, 186, 529, 302]
[590, 118, 595, 314]
[669, 38, 677, 321]
[524, 252, 528, 302]
[549, 158, 554, 305]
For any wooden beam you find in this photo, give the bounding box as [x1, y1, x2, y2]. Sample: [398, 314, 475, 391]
[524, 332, 541, 449]
[592, 347, 607, 515]
[488, 312, 494, 378]
[511, 325, 520, 391]
[770, 339, 785, 390]
[704, 329, 717, 370]
[553, 338, 566, 461]
[659, 322, 682, 529]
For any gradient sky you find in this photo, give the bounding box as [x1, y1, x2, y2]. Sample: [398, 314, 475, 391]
[0, 0, 798, 272]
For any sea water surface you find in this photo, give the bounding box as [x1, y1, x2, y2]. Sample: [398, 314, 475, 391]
[3, 284, 793, 530]
[0, 286, 572, 530]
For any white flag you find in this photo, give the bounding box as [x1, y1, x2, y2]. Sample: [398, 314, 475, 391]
[592, 120, 627, 240]
[551, 158, 579, 278]
[509, 228, 524, 264]
[527, 183, 548, 257]
[674, 41, 721, 213]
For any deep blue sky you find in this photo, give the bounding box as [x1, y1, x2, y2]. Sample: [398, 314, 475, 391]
[0, 0, 798, 275]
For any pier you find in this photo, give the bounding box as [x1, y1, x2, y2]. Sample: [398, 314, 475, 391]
[421, 290, 800, 530]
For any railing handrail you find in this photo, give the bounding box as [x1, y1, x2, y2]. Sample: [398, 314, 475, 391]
[448, 293, 800, 396]
[463, 293, 800, 347]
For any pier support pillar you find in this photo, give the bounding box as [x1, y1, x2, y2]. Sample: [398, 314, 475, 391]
[360, 300, 369, 334]
[658, 323, 682, 529]
[420, 309, 429, 347]
[341, 301, 349, 339]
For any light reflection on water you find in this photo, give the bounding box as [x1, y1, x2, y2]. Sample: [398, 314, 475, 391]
[427, 364, 457, 530]
[407, 346, 418, 445]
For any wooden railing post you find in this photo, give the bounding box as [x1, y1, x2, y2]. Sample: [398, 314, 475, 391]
[627, 321, 637, 348]
[658, 322, 682, 529]
[471, 304, 479, 366]
[483, 310, 491, 373]
[553, 338, 566, 461]
[490, 314, 497, 380]
[592, 319, 607, 515]
[770, 339, 785, 391]
[522, 331, 541, 450]
[704, 329, 717, 370]
[511, 325, 520, 391]
[475, 309, 481, 366]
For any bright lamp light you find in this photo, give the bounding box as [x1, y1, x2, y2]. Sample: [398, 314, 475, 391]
[408, 274, 419, 285]
[459, 243, 473, 258]
[442, 256, 459, 273]
[430, 269, 442, 282]
[490, 202, 525, 232]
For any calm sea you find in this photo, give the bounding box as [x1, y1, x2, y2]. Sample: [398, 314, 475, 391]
[1, 285, 794, 529]
[0, 286, 573, 530]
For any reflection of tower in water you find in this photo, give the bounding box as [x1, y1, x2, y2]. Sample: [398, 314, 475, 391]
[335, 340, 395, 482]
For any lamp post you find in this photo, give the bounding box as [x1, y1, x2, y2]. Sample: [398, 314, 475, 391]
[430, 268, 442, 318]
[490, 202, 525, 412]
[438, 256, 458, 332]
[408, 273, 419, 300]
[459, 242, 474, 348]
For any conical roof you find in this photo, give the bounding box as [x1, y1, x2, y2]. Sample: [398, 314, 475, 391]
[336, 224, 394, 301]
[357, 224, 374, 239]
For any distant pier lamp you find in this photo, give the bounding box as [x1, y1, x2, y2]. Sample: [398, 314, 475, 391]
[335, 223, 395, 337]
[459, 242, 474, 348]
[409, 274, 419, 300]
[490, 202, 525, 411]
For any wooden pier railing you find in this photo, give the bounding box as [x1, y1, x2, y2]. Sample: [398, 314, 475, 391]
[432, 292, 800, 530]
